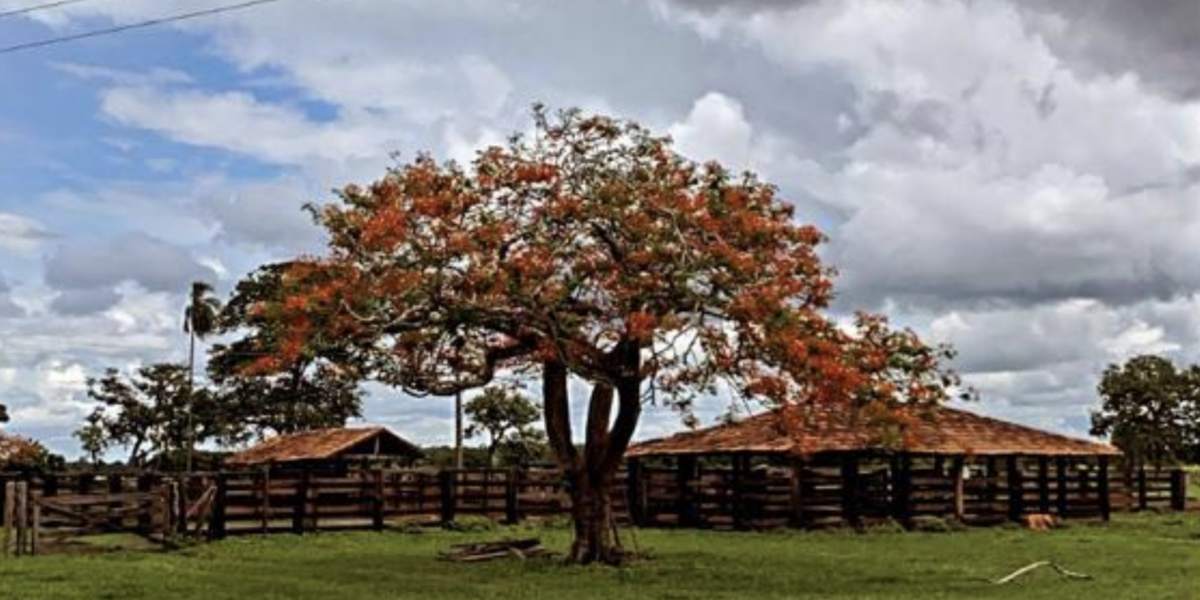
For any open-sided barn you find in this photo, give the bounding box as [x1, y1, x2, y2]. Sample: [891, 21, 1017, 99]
[624, 404, 1126, 529]
[225, 427, 421, 474]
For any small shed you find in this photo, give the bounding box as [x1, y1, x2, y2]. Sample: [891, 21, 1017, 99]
[624, 404, 1122, 529]
[225, 427, 421, 474]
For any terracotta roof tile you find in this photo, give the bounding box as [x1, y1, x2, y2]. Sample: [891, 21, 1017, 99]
[226, 426, 420, 466]
[627, 404, 1120, 458]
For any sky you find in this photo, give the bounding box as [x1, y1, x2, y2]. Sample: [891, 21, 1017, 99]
[1, 0, 1198, 458]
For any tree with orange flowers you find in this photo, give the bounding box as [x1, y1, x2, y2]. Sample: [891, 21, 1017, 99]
[263, 106, 963, 564]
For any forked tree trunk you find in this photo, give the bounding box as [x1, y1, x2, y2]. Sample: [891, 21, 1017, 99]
[542, 343, 641, 566]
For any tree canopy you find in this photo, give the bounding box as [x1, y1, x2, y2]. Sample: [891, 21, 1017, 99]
[260, 106, 963, 563]
[465, 385, 545, 466]
[78, 363, 226, 468]
[208, 262, 364, 441]
[1091, 354, 1200, 467]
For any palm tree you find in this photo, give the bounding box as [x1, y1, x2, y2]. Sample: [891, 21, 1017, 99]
[183, 280, 221, 471]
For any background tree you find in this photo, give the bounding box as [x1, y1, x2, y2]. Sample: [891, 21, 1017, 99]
[1090, 354, 1200, 468]
[262, 107, 963, 564]
[0, 402, 8, 423]
[0, 434, 64, 474]
[465, 386, 544, 466]
[78, 364, 225, 468]
[183, 280, 222, 471]
[74, 411, 107, 465]
[208, 263, 363, 442]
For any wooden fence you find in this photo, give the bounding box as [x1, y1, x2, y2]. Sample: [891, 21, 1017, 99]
[0, 462, 1189, 553]
[2, 474, 176, 555]
[199, 468, 628, 537]
[629, 456, 1188, 529]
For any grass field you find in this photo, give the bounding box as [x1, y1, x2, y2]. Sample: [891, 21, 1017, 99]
[2, 513, 1198, 600]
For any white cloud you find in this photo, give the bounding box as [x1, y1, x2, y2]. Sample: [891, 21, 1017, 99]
[663, 1, 1200, 309]
[7, 0, 1200, 452]
[0, 213, 52, 256]
[100, 85, 405, 167]
[45, 232, 216, 295]
[670, 92, 755, 166]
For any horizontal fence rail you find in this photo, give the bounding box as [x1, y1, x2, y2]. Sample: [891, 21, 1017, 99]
[0, 458, 1190, 552]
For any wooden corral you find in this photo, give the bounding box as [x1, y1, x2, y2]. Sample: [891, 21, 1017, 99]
[624, 405, 1157, 529]
[0, 460, 1185, 552]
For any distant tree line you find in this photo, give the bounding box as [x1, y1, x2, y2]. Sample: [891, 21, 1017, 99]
[69, 265, 546, 470]
[73, 266, 365, 470]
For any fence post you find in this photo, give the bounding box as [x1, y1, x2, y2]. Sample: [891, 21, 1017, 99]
[627, 459, 645, 527]
[889, 454, 912, 526]
[1098, 456, 1111, 521]
[731, 455, 747, 530]
[107, 474, 123, 531]
[3, 481, 14, 556]
[1137, 466, 1148, 511]
[1006, 455, 1024, 522]
[136, 475, 155, 534]
[372, 469, 386, 531]
[77, 473, 93, 495]
[504, 468, 520, 525]
[952, 456, 966, 521]
[292, 469, 309, 534]
[30, 497, 40, 556]
[175, 477, 189, 537]
[789, 458, 806, 529]
[259, 471, 271, 534]
[163, 479, 177, 547]
[15, 481, 27, 556]
[676, 455, 698, 527]
[439, 469, 456, 525]
[1170, 469, 1188, 511]
[209, 474, 227, 541]
[1036, 456, 1050, 513]
[985, 456, 998, 507]
[841, 454, 861, 527]
[1055, 457, 1068, 517]
[43, 474, 58, 498]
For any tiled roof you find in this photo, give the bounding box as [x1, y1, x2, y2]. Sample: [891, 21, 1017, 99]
[226, 426, 420, 465]
[627, 404, 1120, 458]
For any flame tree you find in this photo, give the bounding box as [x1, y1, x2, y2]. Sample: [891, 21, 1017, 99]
[259, 107, 963, 564]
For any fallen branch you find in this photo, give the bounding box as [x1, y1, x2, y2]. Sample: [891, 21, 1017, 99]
[992, 561, 1093, 584]
[438, 538, 556, 563]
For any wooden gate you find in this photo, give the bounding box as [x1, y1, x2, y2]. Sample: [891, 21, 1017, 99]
[3, 475, 178, 555]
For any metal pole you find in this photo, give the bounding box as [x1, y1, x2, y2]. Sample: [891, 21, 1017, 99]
[455, 388, 464, 470]
[452, 334, 465, 471]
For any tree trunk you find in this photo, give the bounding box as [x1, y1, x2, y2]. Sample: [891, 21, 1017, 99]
[541, 341, 642, 565]
[186, 329, 196, 473]
[566, 468, 619, 564]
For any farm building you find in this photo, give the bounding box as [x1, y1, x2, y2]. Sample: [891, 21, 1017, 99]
[624, 404, 1128, 530]
[225, 426, 421, 474]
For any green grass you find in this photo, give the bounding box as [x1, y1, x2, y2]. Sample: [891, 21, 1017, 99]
[2, 513, 1198, 599]
[1183, 465, 1200, 500]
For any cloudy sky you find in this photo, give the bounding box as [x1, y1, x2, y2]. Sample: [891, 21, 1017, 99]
[1, 0, 1198, 457]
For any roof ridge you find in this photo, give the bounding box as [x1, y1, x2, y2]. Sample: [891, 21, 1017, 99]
[628, 402, 1120, 457]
